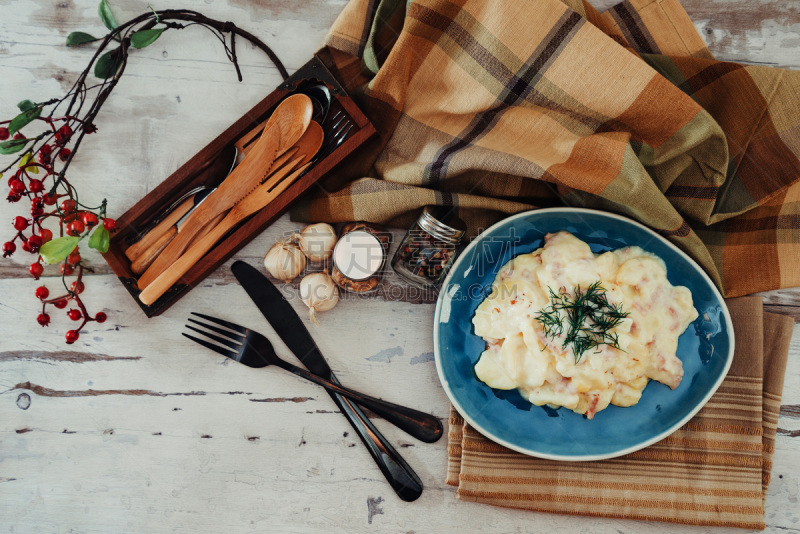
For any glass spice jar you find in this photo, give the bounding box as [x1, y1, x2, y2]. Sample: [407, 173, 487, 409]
[331, 222, 391, 292]
[391, 206, 466, 290]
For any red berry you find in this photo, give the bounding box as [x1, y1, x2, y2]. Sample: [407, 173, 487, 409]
[70, 280, 84, 294]
[0, 127, 9, 141]
[13, 216, 28, 231]
[29, 262, 44, 279]
[82, 212, 98, 227]
[35, 286, 49, 300]
[28, 179, 44, 193]
[103, 218, 117, 231]
[54, 298, 68, 309]
[7, 191, 22, 203]
[9, 178, 25, 194]
[53, 132, 65, 146]
[39, 144, 52, 155]
[67, 309, 82, 321]
[83, 123, 97, 134]
[31, 205, 44, 217]
[2, 241, 15, 257]
[43, 193, 57, 205]
[37, 152, 51, 165]
[61, 199, 77, 213]
[61, 263, 74, 276]
[13, 132, 25, 140]
[59, 124, 73, 137]
[66, 220, 84, 236]
[27, 235, 42, 252]
[40, 228, 53, 243]
[65, 330, 79, 344]
[58, 148, 72, 162]
[37, 313, 51, 327]
[67, 251, 81, 265]
[21, 240, 33, 253]
[95, 312, 107, 323]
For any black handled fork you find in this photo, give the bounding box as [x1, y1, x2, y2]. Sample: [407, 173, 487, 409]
[183, 312, 443, 444]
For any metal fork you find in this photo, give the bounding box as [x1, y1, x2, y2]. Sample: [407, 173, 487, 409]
[296, 111, 355, 178]
[183, 312, 443, 443]
[317, 111, 355, 159]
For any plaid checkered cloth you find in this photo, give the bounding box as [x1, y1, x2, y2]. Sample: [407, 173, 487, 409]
[297, 0, 800, 297]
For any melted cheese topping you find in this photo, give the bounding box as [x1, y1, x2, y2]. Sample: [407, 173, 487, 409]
[472, 231, 698, 419]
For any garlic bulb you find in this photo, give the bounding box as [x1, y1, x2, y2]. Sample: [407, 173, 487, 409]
[294, 223, 337, 262]
[264, 240, 306, 282]
[299, 271, 339, 324]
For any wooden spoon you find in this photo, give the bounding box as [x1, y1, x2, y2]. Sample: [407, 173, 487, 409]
[139, 125, 321, 275]
[138, 122, 325, 306]
[234, 87, 328, 158]
[137, 94, 313, 290]
[143, 126, 322, 277]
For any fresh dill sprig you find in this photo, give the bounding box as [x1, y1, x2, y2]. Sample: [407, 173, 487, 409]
[537, 286, 565, 339]
[534, 281, 630, 363]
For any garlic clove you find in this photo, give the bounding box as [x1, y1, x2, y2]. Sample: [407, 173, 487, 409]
[294, 222, 337, 262]
[299, 271, 339, 324]
[264, 240, 306, 282]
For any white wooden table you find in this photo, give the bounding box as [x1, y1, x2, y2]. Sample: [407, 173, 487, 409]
[1, 1, 798, 532]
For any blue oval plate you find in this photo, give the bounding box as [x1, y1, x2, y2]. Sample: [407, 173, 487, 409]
[434, 208, 734, 461]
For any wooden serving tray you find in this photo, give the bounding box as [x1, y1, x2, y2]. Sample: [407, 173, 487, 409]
[102, 56, 376, 317]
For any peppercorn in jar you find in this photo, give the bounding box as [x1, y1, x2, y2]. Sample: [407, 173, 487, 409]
[390, 206, 466, 290]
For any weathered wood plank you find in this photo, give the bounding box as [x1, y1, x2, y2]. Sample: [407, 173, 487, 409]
[592, 0, 800, 69]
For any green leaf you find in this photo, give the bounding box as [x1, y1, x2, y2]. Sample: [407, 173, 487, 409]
[66, 31, 100, 47]
[17, 100, 36, 112]
[98, 0, 118, 31]
[40, 236, 81, 264]
[88, 225, 110, 253]
[0, 138, 29, 155]
[94, 49, 122, 79]
[130, 28, 164, 49]
[8, 106, 42, 136]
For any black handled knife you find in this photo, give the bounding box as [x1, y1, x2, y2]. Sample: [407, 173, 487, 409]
[231, 260, 424, 502]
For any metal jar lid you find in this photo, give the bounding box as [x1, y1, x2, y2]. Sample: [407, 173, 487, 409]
[417, 206, 466, 244]
[332, 230, 385, 281]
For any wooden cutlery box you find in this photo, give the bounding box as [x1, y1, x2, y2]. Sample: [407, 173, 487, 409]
[102, 56, 375, 317]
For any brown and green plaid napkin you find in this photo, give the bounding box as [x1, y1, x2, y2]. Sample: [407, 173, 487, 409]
[446, 297, 793, 529]
[296, 0, 800, 298]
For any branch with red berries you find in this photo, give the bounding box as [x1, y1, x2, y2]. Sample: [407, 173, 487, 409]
[2, 96, 116, 344]
[1, 0, 286, 343]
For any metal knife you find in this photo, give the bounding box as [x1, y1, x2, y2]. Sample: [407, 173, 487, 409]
[231, 260, 424, 502]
